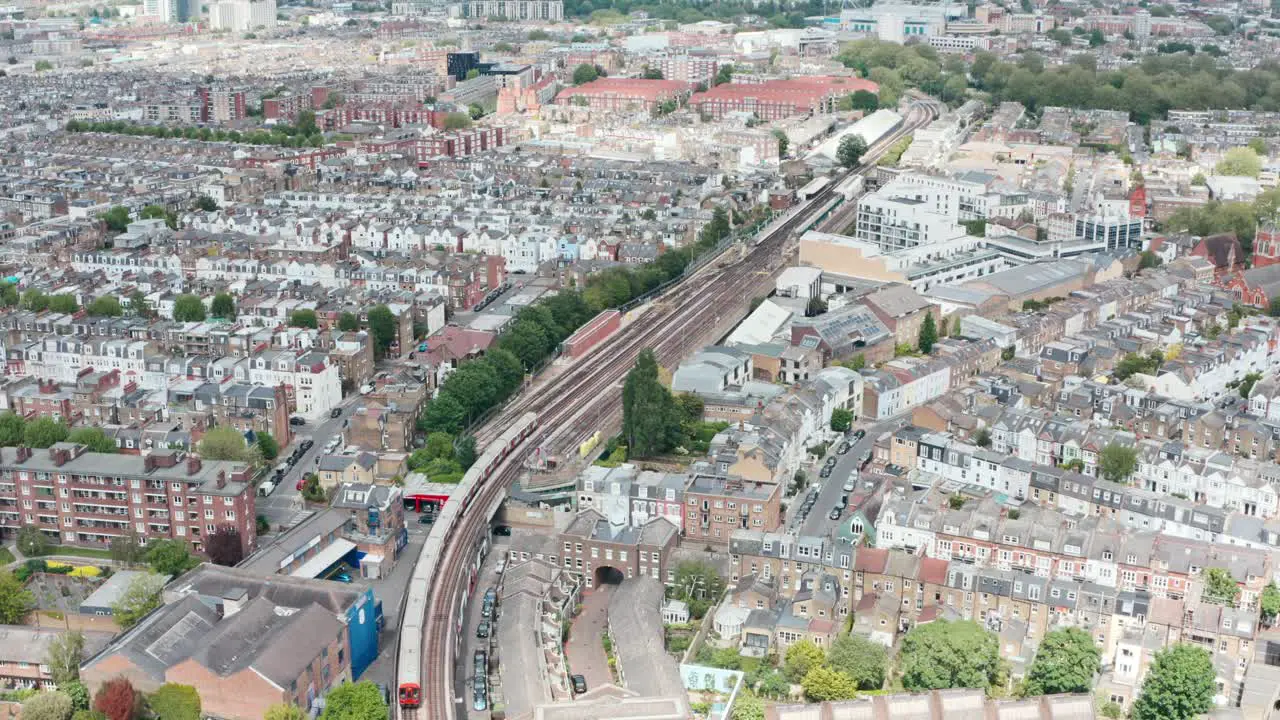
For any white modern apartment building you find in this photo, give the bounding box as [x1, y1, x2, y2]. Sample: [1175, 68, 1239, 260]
[460, 0, 563, 21]
[853, 194, 967, 251]
[210, 0, 276, 32]
[879, 173, 1030, 222]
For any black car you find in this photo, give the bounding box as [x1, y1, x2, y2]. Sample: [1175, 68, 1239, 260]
[330, 407, 343, 418]
[851, 429, 866, 441]
[417, 513, 434, 525]
[289, 416, 305, 426]
[571, 674, 587, 695]
[829, 507, 842, 520]
[481, 599, 493, 619]
[819, 467, 832, 478]
[492, 524, 512, 536]
[476, 620, 491, 638]
[300, 439, 314, 452]
[836, 442, 850, 455]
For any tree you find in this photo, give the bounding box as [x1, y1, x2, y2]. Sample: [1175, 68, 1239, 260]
[1131, 644, 1215, 720]
[48, 294, 79, 314]
[139, 205, 176, 230]
[171, 294, 206, 322]
[465, 68, 481, 80]
[1099, 443, 1137, 483]
[1217, 147, 1262, 177]
[917, 312, 938, 354]
[100, 206, 131, 233]
[1203, 567, 1239, 606]
[773, 129, 789, 158]
[318, 681, 387, 720]
[974, 428, 992, 447]
[209, 293, 235, 320]
[670, 561, 726, 619]
[295, 110, 318, 136]
[784, 639, 826, 682]
[17, 527, 50, 558]
[899, 620, 1001, 691]
[849, 89, 879, 112]
[1138, 251, 1163, 270]
[112, 573, 166, 630]
[127, 291, 151, 319]
[836, 135, 868, 169]
[826, 633, 886, 690]
[0, 570, 34, 623]
[1022, 627, 1099, 696]
[621, 350, 682, 458]
[288, 309, 318, 329]
[830, 408, 853, 433]
[486, 348, 525, 398]
[1241, 371, 1264, 399]
[46, 630, 86, 686]
[93, 678, 140, 720]
[714, 64, 734, 86]
[68, 427, 117, 453]
[0, 412, 25, 446]
[419, 395, 466, 435]
[338, 312, 360, 331]
[641, 65, 664, 79]
[366, 305, 396, 357]
[0, 281, 17, 307]
[145, 684, 199, 720]
[442, 112, 472, 130]
[256, 433, 279, 461]
[730, 694, 764, 720]
[806, 296, 828, 316]
[23, 289, 49, 312]
[109, 532, 145, 566]
[572, 63, 599, 85]
[197, 427, 257, 463]
[264, 705, 309, 720]
[1262, 582, 1280, 625]
[801, 665, 859, 702]
[63, 682, 90, 712]
[1088, 28, 1105, 47]
[146, 539, 197, 576]
[195, 195, 219, 212]
[86, 296, 123, 317]
[22, 692, 74, 720]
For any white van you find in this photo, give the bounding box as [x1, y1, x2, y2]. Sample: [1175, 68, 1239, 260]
[258, 481, 275, 496]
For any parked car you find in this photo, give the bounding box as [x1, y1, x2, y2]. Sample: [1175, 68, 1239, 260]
[476, 620, 491, 638]
[492, 525, 512, 536]
[842, 480, 855, 492]
[819, 467, 832, 478]
[289, 416, 305, 426]
[851, 429, 866, 441]
[858, 451, 872, 469]
[824, 456, 837, 468]
[417, 513, 434, 525]
[474, 650, 486, 675]
[300, 439, 314, 452]
[571, 675, 587, 695]
[484, 587, 497, 603]
[829, 507, 842, 521]
[481, 599, 493, 619]
[836, 442, 850, 455]
[330, 407, 342, 418]
[472, 692, 487, 712]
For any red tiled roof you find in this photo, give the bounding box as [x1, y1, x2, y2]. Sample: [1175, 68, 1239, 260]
[917, 557, 949, 586]
[555, 78, 693, 102]
[854, 547, 889, 573]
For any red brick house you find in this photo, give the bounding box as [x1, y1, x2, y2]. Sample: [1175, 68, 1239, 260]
[1225, 264, 1280, 308]
[1253, 223, 1280, 269]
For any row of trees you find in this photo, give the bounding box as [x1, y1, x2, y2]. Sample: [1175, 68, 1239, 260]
[0, 413, 117, 451]
[406, 431, 477, 484]
[420, 208, 736, 435]
[21, 676, 389, 720]
[66, 112, 325, 148]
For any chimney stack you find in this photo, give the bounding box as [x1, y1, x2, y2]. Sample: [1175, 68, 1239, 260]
[187, 456, 202, 476]
[144, 454, 157, 473]
[216, 470, 226, 489]
[16, 446, 30, 463]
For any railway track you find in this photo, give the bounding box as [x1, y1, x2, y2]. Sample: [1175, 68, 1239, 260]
[408, 100, 940, 720]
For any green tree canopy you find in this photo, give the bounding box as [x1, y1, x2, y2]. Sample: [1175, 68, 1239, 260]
[1131, 644, 1215, 720]
[110, 572, 166, 630]
[318, 681, 387, 720]
[209, 293, 235, 320]
[1099, 443, 1138, 483]
[337, 311, 360, 331]
[801, 665, 859, 702]
[621, 349, 682, 458]
[837, 134, 868, 168]
[46, 630, 86, 686]
[87, 296, 123, 317]
[1217, 147, 1262, 177]
[826, 633, 886, 690]
[68, 427, 117, 453]
[145, 684, 200, 720]
[572, 63, 599, 85]
[830, 408, 853, 433]
[288, 308, 319, 329]
[1022, 627, 1100, 696]
[0, 570, 34, 623]
[900, 620, 1001, 691]
[366, 305, 396, 357]
[145, 539, 197, 577]
[256, 433, 279, 461]
[918, 312, 938, 353]
[264, 705, 309, 720]
[21, 692, 75, 720]
[0, 412, 24, 446]
[24, 417, 69, 448]
[100, 206, 131, 233]
[1203, 567, 1240, 606]
[171, 294, 206, 322]
[784, 638, 826, 682]
[198, 426, 257, 463]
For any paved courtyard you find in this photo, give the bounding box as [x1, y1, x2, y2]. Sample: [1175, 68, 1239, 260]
[564, 583, 615, 692]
